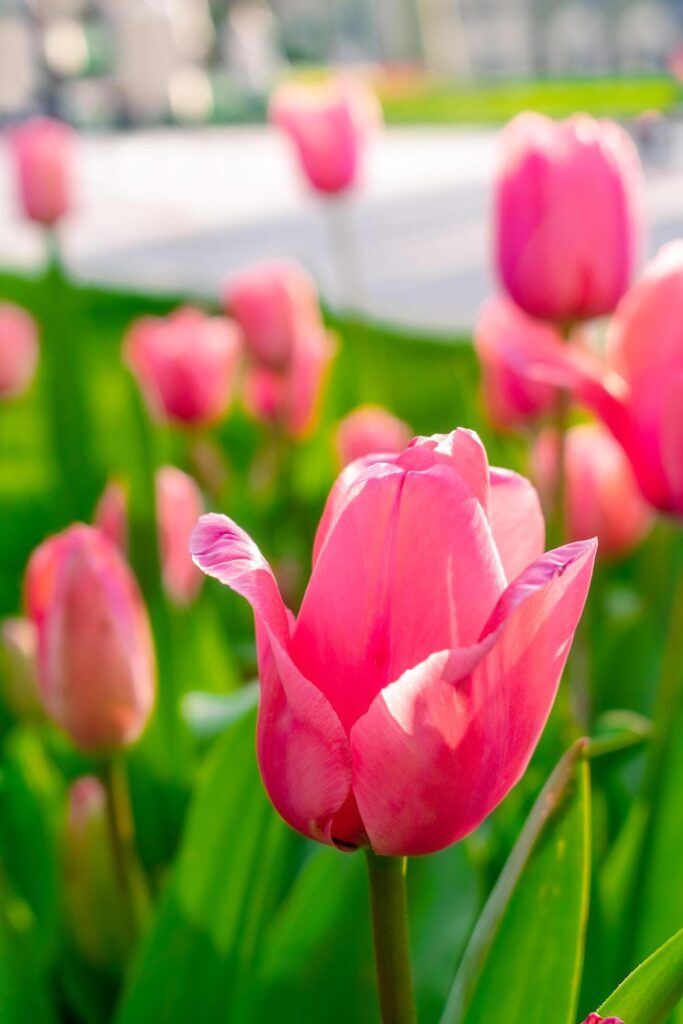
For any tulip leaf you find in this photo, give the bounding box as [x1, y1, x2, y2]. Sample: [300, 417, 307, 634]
[597, 927, 683, 1024]
[116, 708, 301, 1024]
[441, 739, 591, 1024]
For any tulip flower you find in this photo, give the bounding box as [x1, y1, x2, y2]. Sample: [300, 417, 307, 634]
[336, 405, 412, 466]
[191, 428, 595, 856]
[582, 1016, 624, 1024]
[533, 422, 652, 559]
[270, 77, 382, 195]
[10, 116, 75, 226]
[95, 468, 204, 606]
[25, 524, 155, 751]
[475, 296, 560, 429]
[226, 261, 321, 370]
[495, 112, 642, 322]
[124, 307, 242, 426]
[243, 326, 336, 439]
[0, 302, 39, 399]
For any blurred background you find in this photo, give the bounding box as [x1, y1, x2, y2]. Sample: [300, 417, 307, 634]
[2, 0, 683, 328]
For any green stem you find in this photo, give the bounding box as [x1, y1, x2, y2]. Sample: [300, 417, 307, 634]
[365, 850, 417, 1024]
[101, 757, 149, 953]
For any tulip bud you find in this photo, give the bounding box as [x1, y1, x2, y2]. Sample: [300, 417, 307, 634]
[0, 618, 43, 721]
[94, 480, 129, 553]
[10, 117, 75, 226]
[495, 112, 643, 322]
[581, 1016, 624, 1024]
[64, 777, 128, 970]
[226, 262, 321, 370]
[124, 307, 242, 426]
[25, 525, 155, 752]
[336, 405, 412, 467]
[270, 77, 382, 195]
[0, 303, 39, 400]
[474, 297, 560, 429]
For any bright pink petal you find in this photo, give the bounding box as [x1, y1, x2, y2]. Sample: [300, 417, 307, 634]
[190, 514, 352, 844]
[489, 467, 545, 581]
[350, 539, 596, 855]
[312, 454, 399, 565]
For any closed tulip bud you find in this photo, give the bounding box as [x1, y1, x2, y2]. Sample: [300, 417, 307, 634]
[475, 297, 560, 429]
[0, 302, 39, 399]
[192, 428, 595, 856]
[243, 326, 336, 439]
[226, 262, 321, 370]
[10, 117, 75, 226]
[270, 77, 382, 195]
[0, 617, 43, 721]
[94, 469, 204, 606]
[25, 525, 155, 752]
[336, 405, 412, 467]
[582, 1016, 624, 1024]
[64, 777, 128, 969]
[533, 423, 652, 559]
[124, 307, 242, 426]
[495, 112, 642, 322]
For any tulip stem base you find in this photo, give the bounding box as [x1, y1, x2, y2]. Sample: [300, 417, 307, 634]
[365, 850, 417, 1024]
[102, 757, 149, 953]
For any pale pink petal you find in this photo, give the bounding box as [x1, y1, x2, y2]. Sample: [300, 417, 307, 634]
[350, 539, 596, 855]
[489, 467, 545, 581]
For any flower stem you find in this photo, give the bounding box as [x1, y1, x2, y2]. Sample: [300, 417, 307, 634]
[101, 756, 149, 953]
[365, 850, 417, 1024]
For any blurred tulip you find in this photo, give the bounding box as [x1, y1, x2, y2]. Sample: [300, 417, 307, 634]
[475, 296, 560, 429]
[495, 112, 642, 322]
[124, 307, 242, 426]
[95, 469, 204, 606]
[336, 405, 412, 466]
[192, 428, 595, 856]
[0, 617, 43, 721]
[64, 776, 128, 970]
[25, 525, 155, 752]
[270, 76, 381, 195]
[0, 302, 39, 399]
[10, 116, 75, 226]
[243, 326, 336, 438]
[227, 261, 321, 370]
[533, 422, 652, 559]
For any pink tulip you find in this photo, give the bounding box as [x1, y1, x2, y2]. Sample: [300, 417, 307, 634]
[25, 525, 155, 751]
[336, 405, 412, 466]
[582, 1016, 624, 1024]
[533, 422, 652, 558]
[243, 326, 336, 438]
[495, 112, 643, 322]
[124, 307, 242, 426]
[226, 262, 321, 370]
[270, 77, 382, 195]
[191, 429, 595, 856]
[10, 117, 75, 226]
[475, 296, 560, 428]
[94, 469, 204, 606]
[0, 302, 39, 399]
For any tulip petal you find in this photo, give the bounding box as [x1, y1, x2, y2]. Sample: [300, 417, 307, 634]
[190, 514, 352, 844]
[350, 539, 596, 856]
[313, 454, 399, 565]
[489, 467, 545, 581]
[292, 462, 506, 734]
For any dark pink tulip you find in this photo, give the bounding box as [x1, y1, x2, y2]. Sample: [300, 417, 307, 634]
[533, 422, 652, 559]
[191, 429, 595, 856]
[124, 307, 242, 426]
[95, 468, 204, 606]
[495, 112, 642, 321]
[25, 525, 155, 752]
[243, 326, 336, 438]
[336, 405, 412, 466]
[0, 302, 39, 399]
[10, 117, 75, 226]
[226, 262, 321, 370]
[475, 296, 560, 429]
[582, 1016, 624, 1024]
[270, 77, 381, 195]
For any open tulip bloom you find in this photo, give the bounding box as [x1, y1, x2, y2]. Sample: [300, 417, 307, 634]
[192, 428, 596, 1016]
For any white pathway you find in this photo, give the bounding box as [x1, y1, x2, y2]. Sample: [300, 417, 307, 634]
[0, 126, 682, 332]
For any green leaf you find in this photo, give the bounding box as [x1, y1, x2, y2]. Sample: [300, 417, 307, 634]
[441, 739, 591, 1024]
[181, 683, 259, 740]
[598, 928, 683, 1024]
[116, 708, 301, 1024]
